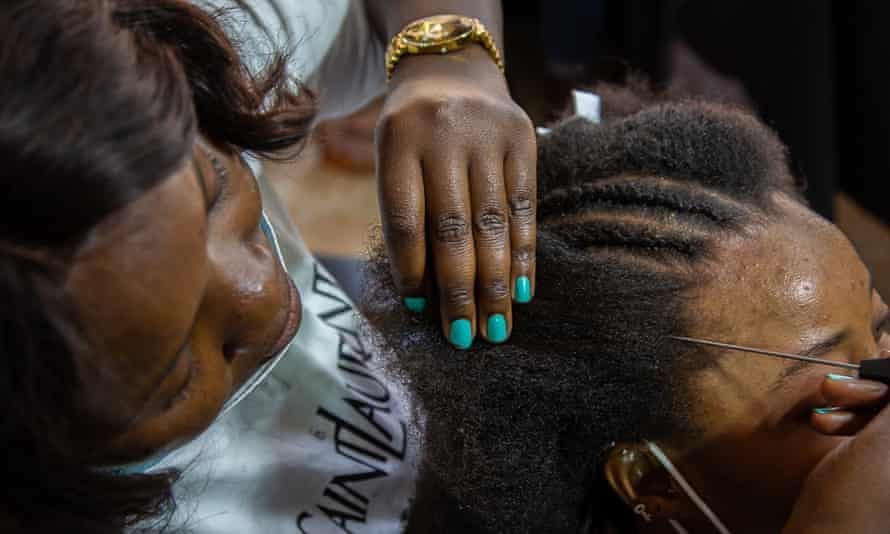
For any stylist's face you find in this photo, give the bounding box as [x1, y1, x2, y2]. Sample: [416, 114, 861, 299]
[666, 194, 890, 533]
[65, 141, 301, 463]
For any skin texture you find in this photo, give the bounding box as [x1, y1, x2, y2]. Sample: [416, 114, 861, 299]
[64, 142, 301, 463]
[367, 0, 537, 346]
[608, 194, 890, 533]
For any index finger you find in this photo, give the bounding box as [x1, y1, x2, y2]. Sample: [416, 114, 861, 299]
[377, 141, 428, 311]
[821, 373, 888, 410]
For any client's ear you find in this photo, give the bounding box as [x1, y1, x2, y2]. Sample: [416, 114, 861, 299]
[602, 442, 687, 523]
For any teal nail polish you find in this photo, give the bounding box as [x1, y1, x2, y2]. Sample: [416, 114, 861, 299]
[514, 276, 532, 304]
[827, 373, 855, 381]
[487, 314, 508, 344]
[404, 297, 426, 313]
[449, 319, 473, 350]
[813, 406, 842, 414]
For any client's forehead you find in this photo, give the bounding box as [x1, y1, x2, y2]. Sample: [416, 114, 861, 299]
[691, 194, 871, 356]
[677, 196, 874, 445]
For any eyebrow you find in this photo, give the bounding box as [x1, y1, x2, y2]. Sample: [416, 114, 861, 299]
[193, 159, 212, 210]
[206, 150, 228, 176]
[774, 330, 849, 385]
[194, 142, 232, 207]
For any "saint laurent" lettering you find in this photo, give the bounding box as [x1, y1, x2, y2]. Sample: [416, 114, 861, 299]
[296, 265, 409, 534]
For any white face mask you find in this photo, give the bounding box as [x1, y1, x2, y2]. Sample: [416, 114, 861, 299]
[645, 441, 732, 534]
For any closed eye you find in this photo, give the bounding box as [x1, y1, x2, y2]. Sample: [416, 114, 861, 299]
[166, 347, 197, 409]
[874, 313, 890, 340]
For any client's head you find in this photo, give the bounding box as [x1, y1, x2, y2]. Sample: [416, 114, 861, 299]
[364, 86, 890, 533]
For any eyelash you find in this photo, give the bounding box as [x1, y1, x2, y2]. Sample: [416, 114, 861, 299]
[169, 350, 198, 408]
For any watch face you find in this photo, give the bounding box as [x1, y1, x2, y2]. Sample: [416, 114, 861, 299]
[402, 15, 473, 46]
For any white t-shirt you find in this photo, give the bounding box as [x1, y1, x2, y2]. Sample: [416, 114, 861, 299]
[142, 2, 414, 533]
[193, 0, 385, 119]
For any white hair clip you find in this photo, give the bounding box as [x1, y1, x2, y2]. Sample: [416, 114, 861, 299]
[571, 89, 601, 124]
[536, 89, 602, 136]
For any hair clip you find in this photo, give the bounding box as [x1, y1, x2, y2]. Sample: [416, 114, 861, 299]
[536, 89, 602, 137]
[571, 90, 601, 124]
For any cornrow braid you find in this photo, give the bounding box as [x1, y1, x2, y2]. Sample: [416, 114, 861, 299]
[537, 178, 751, 226]
[536, 177, 753, 268]
[535, 99, 798, 271]
[538, 106, 796, 203]
[364, 84, 805, 534]
[545, 215, 708, 260]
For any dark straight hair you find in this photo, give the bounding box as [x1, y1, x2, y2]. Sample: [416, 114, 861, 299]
[0, 0, 312, 531]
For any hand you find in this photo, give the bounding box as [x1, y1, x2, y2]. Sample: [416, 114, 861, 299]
[782, 375, 890, 534]
[810, 373, 888, 436]
[376, 44, 536, 349]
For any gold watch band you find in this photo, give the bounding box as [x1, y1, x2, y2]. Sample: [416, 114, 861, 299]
[385, 16, 505, 80]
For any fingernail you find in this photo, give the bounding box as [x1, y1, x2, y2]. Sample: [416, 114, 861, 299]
[813, 406, 843, 414]
[449, 319, 473, 350]
[487, 314, 508, 344]
[827, 373, 855, 381]
[514, 276, 532, 304]
[819, 411, 856, 431]
[404, 297, 426, 313]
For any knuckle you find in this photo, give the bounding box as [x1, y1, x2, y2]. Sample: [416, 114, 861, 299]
[385, 208, 422, 242]
[509, 108, 535, 133]
[434, 214, 470, 244]
[376, 109, 416, 146]
[442, 285, 474, 309]
[512, 245, 534, 264]
[473, 206, 508, 237]
[375, 111, 401, 138]
[509, 191, 536, 220]
[425, 96, 462, 121]
[478, 279, 510, 302]
[422, 96, 484, 130]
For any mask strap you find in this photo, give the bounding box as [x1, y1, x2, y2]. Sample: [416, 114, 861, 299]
[669, 520, 691, 534]
[646, 441, 732, 534]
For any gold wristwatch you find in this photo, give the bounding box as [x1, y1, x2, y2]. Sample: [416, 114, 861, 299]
[385, 14, 504, 80]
